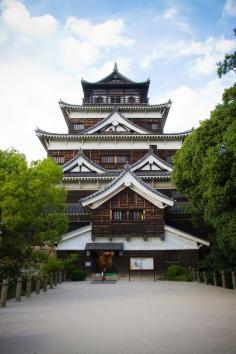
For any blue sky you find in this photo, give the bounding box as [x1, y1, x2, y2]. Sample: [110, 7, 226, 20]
[0, 0, 235, 160]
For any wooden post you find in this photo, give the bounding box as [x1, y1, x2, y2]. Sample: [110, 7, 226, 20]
[15, 277, 22, 302]
[58, 271, 62, 284]
[43, 276, 47, 292]
[36, 276, 41, 295]
[0, 279, 9, 308]
[49, 273, 53, 289]
[196, 271, 201, 283]
[231, 271, 236, 290]
[54, 272, 58, 287]
[213, 272, 217, 286]
[221, 271, 226, 288]
[192, 269, 196, 281]
[26, 274, 32, 298]
[203, 271, 207, 285]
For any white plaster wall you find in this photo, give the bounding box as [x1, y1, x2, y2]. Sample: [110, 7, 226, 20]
[57, 227, 199, 251]
[69, 111, 163, 119]
[48, 139, 182, 150]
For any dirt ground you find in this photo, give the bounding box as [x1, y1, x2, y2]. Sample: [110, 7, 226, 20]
[0, 280, 236, 354]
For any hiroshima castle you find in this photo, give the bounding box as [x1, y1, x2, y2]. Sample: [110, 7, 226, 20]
[36, 64, 209, 274]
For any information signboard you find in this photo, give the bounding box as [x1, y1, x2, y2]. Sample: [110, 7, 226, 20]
[130, 257, 154, 270]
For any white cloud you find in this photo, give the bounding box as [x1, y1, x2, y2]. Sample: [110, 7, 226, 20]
[140, 36, 236, 77]
[0, 1, 134, 161]
[155, 6, 190, 31]
[1, 0, 58, 36]
[65, 17, 134, 48]
[156, 75, 235, 133]
[223, 0, 236, 16]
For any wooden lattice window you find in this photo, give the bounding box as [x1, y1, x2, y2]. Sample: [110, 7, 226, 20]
[53, 156, 65, 164]
[74, 124, 84, 131]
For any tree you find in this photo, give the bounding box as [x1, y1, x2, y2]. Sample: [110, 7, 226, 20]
[172, 84, 236, 269]
[217, 28, 236, 77]
[0, 149, 68, 278]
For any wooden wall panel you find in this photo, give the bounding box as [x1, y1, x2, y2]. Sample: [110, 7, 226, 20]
[92, 188, 164, 239]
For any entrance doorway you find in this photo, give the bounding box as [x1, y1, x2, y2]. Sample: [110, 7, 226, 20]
[96, 252, 115, 273]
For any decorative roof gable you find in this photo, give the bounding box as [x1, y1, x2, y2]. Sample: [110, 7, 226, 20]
[81, 165, 174, 209]
[62, 151, 106, 173]
[131, 149, 173, 172]
[81, 63, 149, 86]
[82, 110, 150, 135]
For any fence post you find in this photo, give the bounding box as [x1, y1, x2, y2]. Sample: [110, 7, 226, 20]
[0, 279, 9, 308]
[196, 271, 201, 283]
[43, 276, 47, 292]
[221, 271, 226, 288]
[213, 272, 217, 286]
[36, 276, 41, 295]
[49, 273, 53, 289]
[203, 271, 207, 285]
[231, 271, 236, 290]
[58, 271, 62, 284]
[15, 277, 22, 302]
[26, 274, 32, 298]
[192, 269, 196, 281]
[54, 272, 58, 287]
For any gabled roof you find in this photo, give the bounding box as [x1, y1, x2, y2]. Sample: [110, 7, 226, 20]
[131, 149, 173, 172]
[81, 165, 174, 209]
[62, 150, 106, 173]
[164, 225, 210, 246]
[82, 110, 150, 135]
[81, 63, 149, 86]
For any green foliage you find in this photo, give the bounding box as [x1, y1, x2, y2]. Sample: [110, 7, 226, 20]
[217, 29, 236, 77]
[164, 265, 192, 281]
[41, 257, 64, 274]
[71, 269, 87, 281]
[0, 149, 68, 279]
[63, 254, 80, 278]
[173, 84, 236, 269]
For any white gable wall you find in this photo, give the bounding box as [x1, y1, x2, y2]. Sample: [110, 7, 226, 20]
[57, 225, 204, 251]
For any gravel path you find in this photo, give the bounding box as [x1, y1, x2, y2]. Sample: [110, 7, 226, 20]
[0, 280, 236, 354]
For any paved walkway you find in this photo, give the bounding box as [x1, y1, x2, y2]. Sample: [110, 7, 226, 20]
[0, 280, 236, 354]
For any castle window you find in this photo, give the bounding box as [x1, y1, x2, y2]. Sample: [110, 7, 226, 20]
[113, 210, 126, 221]
[129, 210, 144, 221]
[112, 210, 144, 221]
[96, 96, 103, 103]
[128, 96, 136, 103]
[101, 156, 115, 163]
[116, 156, 128, 163]
[101, 156, 128, 164]
[74, 124, 84, 131]
[53, 156, 65, 164]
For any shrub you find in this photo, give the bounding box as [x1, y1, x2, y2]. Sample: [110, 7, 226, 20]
[164, 265, 192, 281]
[71, 269, 87, 281]
[63, 254, 79, 278]
[41, 257, 64, 275]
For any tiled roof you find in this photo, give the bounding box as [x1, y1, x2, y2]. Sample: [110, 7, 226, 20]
[81, 110, 151, 135]
[58, 100, 171, 111]
[65, 203, 87, 214]
[36, 127, 192, 139]
[131, 149, 173, 170]
[80, 165, 173, 204]
[62, 151, 106, 172]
